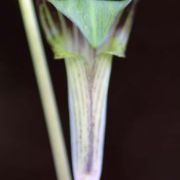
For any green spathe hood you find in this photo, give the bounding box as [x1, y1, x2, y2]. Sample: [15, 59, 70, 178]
[47, 0, 132, 48]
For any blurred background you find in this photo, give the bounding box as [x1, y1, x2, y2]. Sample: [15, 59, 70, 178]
[0, 1, 180, 180]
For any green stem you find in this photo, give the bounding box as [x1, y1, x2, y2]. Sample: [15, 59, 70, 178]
[65, 54, 112, 180]
[18, 1, 72, 180]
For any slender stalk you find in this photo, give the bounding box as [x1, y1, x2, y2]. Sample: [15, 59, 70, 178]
[18, 1, 72, 180]
[65, 54, 113, 180]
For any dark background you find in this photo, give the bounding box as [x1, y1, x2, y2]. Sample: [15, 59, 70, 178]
[0, 1, 180, 180]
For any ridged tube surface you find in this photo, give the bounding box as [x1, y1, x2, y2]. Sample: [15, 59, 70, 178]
[65, 55, 112, 180]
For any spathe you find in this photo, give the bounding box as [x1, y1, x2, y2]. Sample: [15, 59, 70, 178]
[47, 0, 132, 48]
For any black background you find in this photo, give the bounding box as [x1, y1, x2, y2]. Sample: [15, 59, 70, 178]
[0, 1, 180, 180]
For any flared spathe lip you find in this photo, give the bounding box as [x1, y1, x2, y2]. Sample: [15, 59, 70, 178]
[39, 0, 137, 59]
[47, 0, 132, 48]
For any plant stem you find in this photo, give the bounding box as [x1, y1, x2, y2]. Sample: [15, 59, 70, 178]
[18, 1, 72, 180]
[65, 54, 113, 180]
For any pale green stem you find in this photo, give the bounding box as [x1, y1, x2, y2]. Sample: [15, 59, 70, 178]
[18, 1, 72, 180]
[65, 55, 113, 180]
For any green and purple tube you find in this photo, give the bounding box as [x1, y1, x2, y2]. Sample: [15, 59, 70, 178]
[38, 0, 137, 179]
